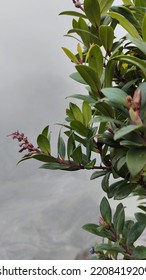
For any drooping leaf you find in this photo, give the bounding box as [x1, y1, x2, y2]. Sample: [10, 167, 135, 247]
[62, 47, 79, 64]
[108, 12, 141, 39]
[126, 147, 146, 176]
[76, 65, 101, 91]
[100, 196, 112, 224]
[90, 170, 109, 180]
[102, 87, 127, 106]
[84, 0, 101, 27]
[37, 134, 50, 154]
[99, 25, 114, 52]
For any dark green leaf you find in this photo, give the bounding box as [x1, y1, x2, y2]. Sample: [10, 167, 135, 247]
[90, 170, 108, 180]
[82, 223, 113, 239]
[135, 212, 146, 225]
[127, 222, 146, 245]
[72, 145, 82, 164]
[101, 172, 111, 193]
[40, 163, 69, 170]
[114, 182, 138, 200]
[85, 158, 96, 169]
[113, 203, 125, 234]
[126, 147, 146, 176]
[131, 246, 146, 260]
[100, 196, 112, 224]
[94, 243, 124, 253]
[67, 132, 76, 159]
[58, 132, 66, 159]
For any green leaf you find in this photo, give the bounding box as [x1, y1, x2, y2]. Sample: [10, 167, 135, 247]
[67, 132, 76, 159]
[114, 125, 142, 141]
[100, 196, 112, 224]
[37, 134, 50, 154]
[85, 158, 96, 169]
[88, 44, 103, 77]
[70, 72, 86, 84]
[32, 154, 57, 163]
[67, 94, 95, 104]
[126, 147, 146, 176]
[84, 0, 100, 27]
[58, 132, 66, 159]
[59, 11, 87, 18]
[101, 172, 111, 193]
[70, 103, 83, 123]
[72, 145, 82, 164]
[42, 125, 49, 138]
[99, 25, 114, 52]
[82, 223, 113, 239]
[127, 222, 146, 245]
[135, 0, 146, 7]
[135, 212, 146, 225]
[91, 116, 123, 125]
[62, 47, 79, 64]
[40, 163, 69, 170]
[113, 203, 125, 234]
[94, 243, 124, 253]
[132, 246, 146, 260]
[90, 170, 108, 180]
[82, 101, 92, 127]
[102, 87, 127, 106]
[78, 18, 90, 48]
[114, 182, 138, 200]
[111, 54, 146, 78]
[98, 0, 114, 15]
[108, 12, 141, 39]
[70, 120, 89, 137]
[76, 65, 101, 91]
[127, 34, 146, 56]
[142, 13, 146, 41]
[104, 60, 116, 87]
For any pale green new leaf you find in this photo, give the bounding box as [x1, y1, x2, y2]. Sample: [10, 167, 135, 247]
[62, 47, 79, 64]
[108, 12, 141, 39]
[98, 0, 114, 15]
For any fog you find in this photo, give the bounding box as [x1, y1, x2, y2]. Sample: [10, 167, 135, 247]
[0, 0, 138, 259]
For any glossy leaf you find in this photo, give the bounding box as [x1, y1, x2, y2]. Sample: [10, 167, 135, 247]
[108, 12, 141, 39]
[84, 0, 100, 27]
[37, 134, 50, 154]
[102, 87, 127, 106]
[99, 25, 114, 52]
[76, 65, 101, 91]
[126, 147, 146, 176]
[62, 47, 79, 64]
[100, 196, 112, 224]
[88, 44, 103, 77]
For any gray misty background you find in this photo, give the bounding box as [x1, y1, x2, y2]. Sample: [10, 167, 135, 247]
[0, 0, 138, 259]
